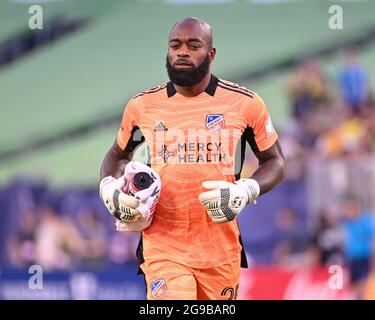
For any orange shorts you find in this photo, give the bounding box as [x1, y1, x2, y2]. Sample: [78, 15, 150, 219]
[140, 259, 240, 300]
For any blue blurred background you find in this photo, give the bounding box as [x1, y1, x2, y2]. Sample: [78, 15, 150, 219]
[1, 0, 375, 299]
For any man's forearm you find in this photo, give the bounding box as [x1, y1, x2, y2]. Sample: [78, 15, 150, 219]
[100, 143, 133, 180]
[100, 154, 128, 180]
[250, 158, 286, 195]
[248, 140, 287, 196]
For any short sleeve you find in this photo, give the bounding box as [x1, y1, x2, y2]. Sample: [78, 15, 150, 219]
[245, 92, 278, 152]
[116, 97, 144, 151]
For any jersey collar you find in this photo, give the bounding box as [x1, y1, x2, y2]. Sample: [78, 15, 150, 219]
[167, 74, 218, 98]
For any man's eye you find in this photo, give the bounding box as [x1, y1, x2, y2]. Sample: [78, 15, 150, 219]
[190, 44, 200, 49]
[169, 43, 179, 48]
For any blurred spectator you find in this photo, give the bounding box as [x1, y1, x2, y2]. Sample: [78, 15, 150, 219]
[34, 204, 85, 271]
[2, 182, 142, 272]
[279, 125, 305, 180]
[287, 57, 330, 120]
[297, 112, 323, 149]
[340, 197, 375, 300]
[309, 208, 345, 267]
[273, 207, 310, 266]
[75, 208, 108, 269]
[6, 210, 37, 268]
[317, 113, 367, 158]
[363, 110, 375, 153]
[338, 47, 369, 115]
[107, 232, 139, 267]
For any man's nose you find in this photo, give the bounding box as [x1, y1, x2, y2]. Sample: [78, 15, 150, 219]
[177, 44, 190, 57]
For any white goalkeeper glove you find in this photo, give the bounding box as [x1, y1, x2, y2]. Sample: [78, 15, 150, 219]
[99, 175, 141, 223]
[198, 179, 260, 223]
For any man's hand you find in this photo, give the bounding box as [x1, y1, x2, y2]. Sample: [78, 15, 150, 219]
[198, 179, 260, 223]
[99, 175, 141, 222]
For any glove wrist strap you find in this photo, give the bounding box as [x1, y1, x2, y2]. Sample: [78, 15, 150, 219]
[237, 178, 260, 204]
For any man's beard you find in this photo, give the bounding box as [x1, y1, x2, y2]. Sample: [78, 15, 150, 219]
[166, 54, 210, 86]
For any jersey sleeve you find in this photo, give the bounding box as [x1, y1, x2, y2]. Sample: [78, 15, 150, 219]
[245, 92, 278, 152]
[116, 97, 144, 151]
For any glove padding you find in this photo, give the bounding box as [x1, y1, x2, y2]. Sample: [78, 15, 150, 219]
[116, 161, 161, 232]
[198, 179, 260, 223]
[99, 175, 141, 222]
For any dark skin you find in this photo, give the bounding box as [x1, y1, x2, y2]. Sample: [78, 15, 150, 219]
[251, 141, 286, 195]
[100, 141, 132, 180]
[100, 17, 286, 195]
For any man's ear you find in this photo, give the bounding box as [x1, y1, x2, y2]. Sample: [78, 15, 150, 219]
[209, 47, 216, 62]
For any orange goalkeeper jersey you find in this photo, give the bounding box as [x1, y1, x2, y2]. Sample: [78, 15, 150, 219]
[116, 75, 278, 269]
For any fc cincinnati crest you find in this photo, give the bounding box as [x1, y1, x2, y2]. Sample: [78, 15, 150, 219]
[151, 279, 167, 299]
[205, 114, 225, 134]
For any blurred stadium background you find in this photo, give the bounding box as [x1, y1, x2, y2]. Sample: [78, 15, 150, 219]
[1, 0, 375, 300]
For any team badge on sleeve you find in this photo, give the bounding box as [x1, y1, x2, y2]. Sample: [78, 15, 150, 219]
[206, 114, 225, 134]
[151, 279, 167, 299]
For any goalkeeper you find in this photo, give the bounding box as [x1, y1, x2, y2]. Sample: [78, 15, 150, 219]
[100, 17, 286, 300]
